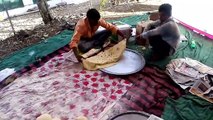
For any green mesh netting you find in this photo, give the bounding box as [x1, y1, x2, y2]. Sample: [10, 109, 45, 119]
[0, 30, 73, 71]
[0, 0, 24, 12]
[1, 14, 213, 71]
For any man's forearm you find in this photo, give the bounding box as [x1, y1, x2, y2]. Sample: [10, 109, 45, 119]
[141, 27, 160, 39]
[140, 32, 149, 39]
[72, 47, 82, 62]
[73, 47, 78, 56]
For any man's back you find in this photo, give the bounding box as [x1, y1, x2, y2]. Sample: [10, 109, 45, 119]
[159, 18, 180, 51]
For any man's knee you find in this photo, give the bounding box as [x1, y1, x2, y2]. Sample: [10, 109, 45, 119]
[78, 39, 94, 53]
[103, 30, 112, 36]
[149, 35, 161, 45]
[94, 30, 112, 40]
[96, 30, 112, 35]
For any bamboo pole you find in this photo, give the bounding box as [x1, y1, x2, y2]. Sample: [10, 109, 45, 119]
[2, 1, 16, 35]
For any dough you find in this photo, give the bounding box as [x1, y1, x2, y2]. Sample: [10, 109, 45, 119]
[82, 39, 126, 70]
[76, 116, 88, 120]
[36, 114, 52, 120]
[81, 41, 111, 58]
[52, 118, 61, 120]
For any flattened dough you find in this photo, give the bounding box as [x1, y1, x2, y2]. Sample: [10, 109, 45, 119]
[36, 114, 52, 120]
[82, 39, 126, 70]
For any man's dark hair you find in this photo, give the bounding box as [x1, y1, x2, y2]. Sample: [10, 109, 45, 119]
[159, 4, 172, 17]
[87, 8, 101, 21]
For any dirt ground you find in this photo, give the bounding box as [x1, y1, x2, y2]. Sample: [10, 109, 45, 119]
[0, 0, 160, 59]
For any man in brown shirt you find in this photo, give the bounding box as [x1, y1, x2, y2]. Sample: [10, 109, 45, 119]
[70, 8, 124, 62]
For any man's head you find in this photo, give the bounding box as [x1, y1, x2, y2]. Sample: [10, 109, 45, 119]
[87, 8, 101, 27]
[158, 4, 172, 22]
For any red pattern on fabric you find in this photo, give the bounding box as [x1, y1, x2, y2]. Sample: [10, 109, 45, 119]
[119, 66, 183, 116]
[100, 66, 184, 119]
[0, 51, 132, 119]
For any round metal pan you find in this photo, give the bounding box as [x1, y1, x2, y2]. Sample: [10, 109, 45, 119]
[110, 111, 150, 120]
[100, 49, 145, 75]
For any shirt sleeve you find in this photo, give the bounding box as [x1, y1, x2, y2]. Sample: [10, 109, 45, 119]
[144, 20, 160, 32]
[69, 23, 82, 49]
[143, 22, 170, 38]
[99, 19, 118, 34]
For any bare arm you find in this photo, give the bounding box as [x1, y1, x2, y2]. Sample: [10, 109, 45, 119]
[99, 19, 118, 34]
[144, 20, 161, 32]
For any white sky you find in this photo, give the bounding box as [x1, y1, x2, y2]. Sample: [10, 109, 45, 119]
[163, 0, 213, 35]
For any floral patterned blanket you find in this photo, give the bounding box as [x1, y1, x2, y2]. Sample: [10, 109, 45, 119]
[0, 51, 132, 120]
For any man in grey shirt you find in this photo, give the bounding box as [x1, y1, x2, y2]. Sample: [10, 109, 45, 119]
[141, 4, 180, 61]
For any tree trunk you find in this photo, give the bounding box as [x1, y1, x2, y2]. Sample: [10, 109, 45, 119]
[37, 0, 52, 24]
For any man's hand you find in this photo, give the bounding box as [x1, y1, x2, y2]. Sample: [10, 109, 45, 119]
[136, 35, 141, 40]
[136, 32, 148, 40]
[141, 32, 148, 39]
[73, 47, 82, 62]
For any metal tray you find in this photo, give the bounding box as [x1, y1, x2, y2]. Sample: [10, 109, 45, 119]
[110, 111, 150, 120]
[101, 49, 145, 75]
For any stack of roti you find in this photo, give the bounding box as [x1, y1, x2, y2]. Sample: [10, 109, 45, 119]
[81, 41, 111, 59]
[82, 39, 126, 70]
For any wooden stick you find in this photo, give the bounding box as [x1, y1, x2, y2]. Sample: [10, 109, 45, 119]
[2, 1, 16, 36]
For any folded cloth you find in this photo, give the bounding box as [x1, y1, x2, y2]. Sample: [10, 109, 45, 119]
[82, 39, 126, 70]
[166, 58, 213, 89]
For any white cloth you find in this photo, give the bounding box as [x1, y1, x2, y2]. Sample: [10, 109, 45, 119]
[0, 68, 15, 82]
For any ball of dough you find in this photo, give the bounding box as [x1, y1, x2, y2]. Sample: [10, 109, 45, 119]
[76, 116, 88, 120]
[36, 114, 52, 120]
[52, 118, 61, 120]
